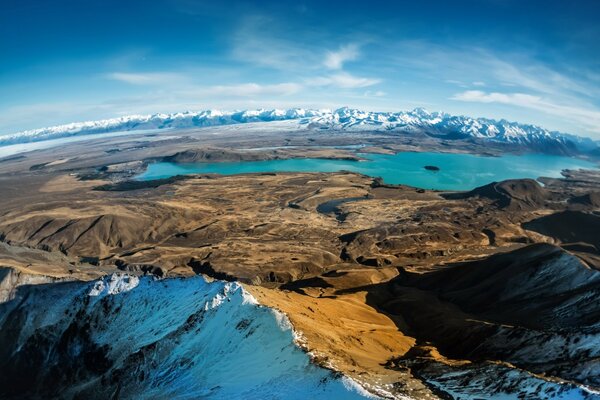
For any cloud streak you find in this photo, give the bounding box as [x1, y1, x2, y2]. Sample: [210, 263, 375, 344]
[106, 72, 186, 85]
[230, 15, 320, 71]
[324, 44, 359, 70]
[204, 82, 303, 96]
[452, 90, 600, 133]
[306, 72, 380, 89]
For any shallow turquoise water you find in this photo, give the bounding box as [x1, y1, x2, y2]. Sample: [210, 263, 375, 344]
[136, 151, 597, 191]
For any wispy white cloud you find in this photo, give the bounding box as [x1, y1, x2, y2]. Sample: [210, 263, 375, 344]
[230, 15, 320, 71]
[106, 72, 186, 85]
[7, 21, 599, 138]
[452, 90, 600, 133]
[229, 15, 374, 88]
[306, 72, 380, 89]
[446, 79, 486, 89]
[381, 40, 600, 136]
[486, 57, 598, 99]
[390, 42, 599, 100]
[324, 44, 359, 70]
[445, 79, 467, 87]
[364, 90, 387, 97]
[203, 82, 303, 96]
[451, 90, 538, 105]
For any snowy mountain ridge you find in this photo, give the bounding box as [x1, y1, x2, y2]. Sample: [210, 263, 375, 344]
[0, 272, 375, 399]
[1, 107, 598, 153]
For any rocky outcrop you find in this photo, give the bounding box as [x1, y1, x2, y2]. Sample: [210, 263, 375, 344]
[0, 266, 63, 303]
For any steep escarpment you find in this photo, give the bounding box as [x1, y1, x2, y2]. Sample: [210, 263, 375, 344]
[394, 244, 600, 329]
[0, 273, 372, 400]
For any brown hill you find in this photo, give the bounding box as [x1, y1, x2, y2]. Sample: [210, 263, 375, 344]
[162, 148, 268, 163]
[523, 210, 600, 251]
[444, 178, 549, 210]
[569, 191, 600, 208]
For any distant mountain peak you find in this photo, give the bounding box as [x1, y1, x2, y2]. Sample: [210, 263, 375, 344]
[1, 107, 597, 155]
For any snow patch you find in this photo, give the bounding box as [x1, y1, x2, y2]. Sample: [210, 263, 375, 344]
[271, 308, 295, 333]
[88, 273, 140, 296]
[341, 376, 383, 399]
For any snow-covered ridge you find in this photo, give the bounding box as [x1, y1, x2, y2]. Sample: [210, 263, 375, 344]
[0, 273, 374, 399]
[2, 107, 598, 152]
[0, 109, 325, 146]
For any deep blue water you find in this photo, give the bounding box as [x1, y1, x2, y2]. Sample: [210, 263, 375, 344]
[136, 151, 597, 191]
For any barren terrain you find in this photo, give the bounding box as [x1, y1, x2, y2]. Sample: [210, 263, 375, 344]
[0, 128, 599, 398]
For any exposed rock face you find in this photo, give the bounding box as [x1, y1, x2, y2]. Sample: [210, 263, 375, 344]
[0, 266, 63, 303]
[0, 274, 370, 400]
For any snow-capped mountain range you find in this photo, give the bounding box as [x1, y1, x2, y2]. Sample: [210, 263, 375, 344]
[1, 107, 598, 154]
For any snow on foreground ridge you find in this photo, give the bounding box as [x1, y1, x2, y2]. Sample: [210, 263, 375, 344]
[1, 107, 597, 150]
[0, 273, 377, 399]
[88, 272, 140, 295]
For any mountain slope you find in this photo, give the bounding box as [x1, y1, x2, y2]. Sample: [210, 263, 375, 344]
[2, 108, 598, 155]
[0, 273, 373, 399]
[380, 244, 600, 398]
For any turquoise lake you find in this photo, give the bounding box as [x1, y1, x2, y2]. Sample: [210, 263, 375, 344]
[136, 151, 597, 191]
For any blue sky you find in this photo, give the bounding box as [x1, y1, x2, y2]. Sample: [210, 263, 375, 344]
[1, 0, 600, 138]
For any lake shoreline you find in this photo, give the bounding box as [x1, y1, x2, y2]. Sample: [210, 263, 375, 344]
[133, 150, 597, 192]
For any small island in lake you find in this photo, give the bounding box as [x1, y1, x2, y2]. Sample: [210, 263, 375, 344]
[424, 165, 440, 171]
